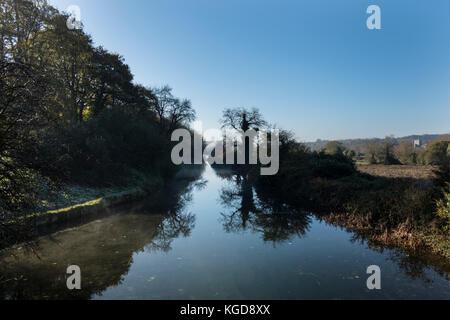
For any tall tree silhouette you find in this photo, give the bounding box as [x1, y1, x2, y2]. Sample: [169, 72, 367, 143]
[220, 108, 267, 172]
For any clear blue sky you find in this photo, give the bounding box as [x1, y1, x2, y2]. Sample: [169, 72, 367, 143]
[49, 0, 450, 142]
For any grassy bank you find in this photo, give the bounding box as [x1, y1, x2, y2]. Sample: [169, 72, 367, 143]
[25, 187, 146, 225]
[0, 172, 166, 249]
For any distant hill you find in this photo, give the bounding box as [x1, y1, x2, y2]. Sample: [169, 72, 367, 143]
[306, 134, 450, 153]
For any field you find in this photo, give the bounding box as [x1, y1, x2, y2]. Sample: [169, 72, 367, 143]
[357, 165, 437, 181]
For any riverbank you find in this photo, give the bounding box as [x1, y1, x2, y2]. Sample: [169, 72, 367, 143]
[353, 165, 449, 259]
[0, 166, 206, 250]
[256, 157, 450, 262]
[321, 212, 450, 282]
[17, 173, 165, 226]
[322, 211, 449, 263]
[0, 174, 164, 249]
[23, 187, 147, 228]
[309, 174, 450, 260]
[0, 186, 149, 250]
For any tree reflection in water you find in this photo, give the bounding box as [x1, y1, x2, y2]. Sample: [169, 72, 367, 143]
[218, 172, 311, 245]
[142, 176, 207, 252]
[216, 169, 449, 281]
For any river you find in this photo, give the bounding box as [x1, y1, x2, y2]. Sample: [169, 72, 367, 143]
[0, 165, 449, 300]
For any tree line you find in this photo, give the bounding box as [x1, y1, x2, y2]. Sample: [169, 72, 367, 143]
[0, 0, 196, 215]
[321, 137, 450, 167]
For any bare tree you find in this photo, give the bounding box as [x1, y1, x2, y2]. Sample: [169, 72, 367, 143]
[221, 107, 267, 132]
[366, 139, 380, 164]
[153, 85, 196, 133]
[394, 140, 415, 164]
[153, 85, 175, 124]
[169, 99, 196, 132]
[381, 136, 399, 165]
[220, 108, 267, 167]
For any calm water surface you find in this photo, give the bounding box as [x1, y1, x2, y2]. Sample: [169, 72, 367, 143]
[0, 166, 449, 299]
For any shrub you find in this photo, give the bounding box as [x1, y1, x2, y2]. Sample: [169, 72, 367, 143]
[424, 140, 449, 165]
[311, 154, 355, 179]
[436, 185, 450, 235]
